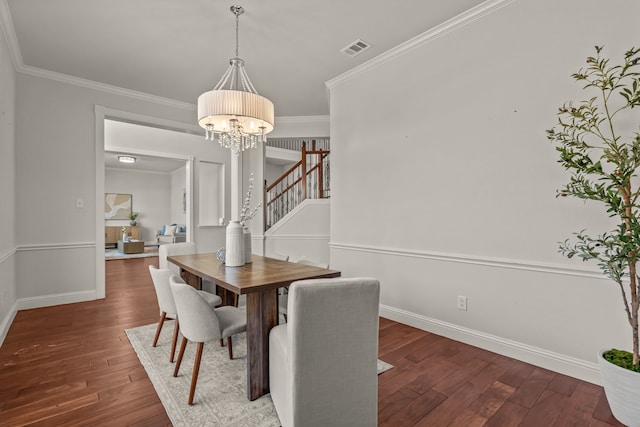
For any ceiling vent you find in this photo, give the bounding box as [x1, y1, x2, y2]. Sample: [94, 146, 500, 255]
[340, 39, 371, 57]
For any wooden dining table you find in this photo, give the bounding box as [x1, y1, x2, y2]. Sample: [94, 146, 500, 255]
[167, 253, 341, 401]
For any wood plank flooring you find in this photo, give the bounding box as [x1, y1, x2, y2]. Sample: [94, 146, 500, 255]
[0, 258, 624, 426]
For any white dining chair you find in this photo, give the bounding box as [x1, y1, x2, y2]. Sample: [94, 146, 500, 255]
[148, 265, 221, 362]
[170, 276, 247, 405]
[160, 241, 218, 295]
[278, 258, 329, 323]
[269, 277, 380, 426]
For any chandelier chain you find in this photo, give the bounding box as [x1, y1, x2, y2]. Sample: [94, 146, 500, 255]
[235, 8, 240, 58]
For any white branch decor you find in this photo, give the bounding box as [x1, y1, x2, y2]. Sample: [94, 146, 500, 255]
[240, 173, 262, 227]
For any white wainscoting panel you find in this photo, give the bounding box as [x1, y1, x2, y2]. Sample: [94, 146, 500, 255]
[330, 242, 623, 386]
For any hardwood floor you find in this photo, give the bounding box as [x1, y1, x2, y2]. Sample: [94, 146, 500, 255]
[0, 258, 624, 426]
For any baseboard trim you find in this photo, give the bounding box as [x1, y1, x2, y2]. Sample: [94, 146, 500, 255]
[0, 301, 18, 347]
[379, 304, 602, 385]
[16, 290, 97, 311]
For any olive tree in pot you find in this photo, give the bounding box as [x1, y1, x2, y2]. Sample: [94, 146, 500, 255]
[547, 45, 640, 426]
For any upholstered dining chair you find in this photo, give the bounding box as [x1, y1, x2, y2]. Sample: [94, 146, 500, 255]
[159, 242, 197, 274]
[169, 276, 247, 405]
[278, 259, 329, 323]
[160, 242, 219, 295]
[148, 265, 221, 362]
[269, 277, 380, 427]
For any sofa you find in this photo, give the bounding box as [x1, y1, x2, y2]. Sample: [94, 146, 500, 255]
[156, 224, 187, 244]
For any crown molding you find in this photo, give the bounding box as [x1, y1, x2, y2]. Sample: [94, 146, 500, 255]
[20, 64, 197, 111]
[326, 0, 517, 89]
[0, 0, 22, 68]
[0, 0, 196, 111]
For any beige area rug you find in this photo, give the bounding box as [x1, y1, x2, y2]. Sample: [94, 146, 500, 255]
[126, 322, 393, 427]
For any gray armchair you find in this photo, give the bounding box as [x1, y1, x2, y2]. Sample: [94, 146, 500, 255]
[269, 277, 380, 427]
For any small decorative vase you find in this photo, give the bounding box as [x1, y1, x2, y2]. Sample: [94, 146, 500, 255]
[598, 349, 640, 427]
[225, 221, 245, 267]
[122, 232, 128, 242]
[129, 220, 137, 226]
[243, 228, 252, 263]
[216, 248, 226, 264]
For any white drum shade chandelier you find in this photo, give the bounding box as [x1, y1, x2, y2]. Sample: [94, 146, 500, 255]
[197, 5, 274, 155]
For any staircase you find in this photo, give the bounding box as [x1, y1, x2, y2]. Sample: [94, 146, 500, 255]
[264, 140, 330, 231]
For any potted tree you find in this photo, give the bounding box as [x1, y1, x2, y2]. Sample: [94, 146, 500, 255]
[547, 45, 640, 426]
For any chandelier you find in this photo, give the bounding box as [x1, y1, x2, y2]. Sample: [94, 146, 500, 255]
[197, 5, 274, 155]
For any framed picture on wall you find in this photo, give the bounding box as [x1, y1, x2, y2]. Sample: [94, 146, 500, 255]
[105, 193, 132, 220]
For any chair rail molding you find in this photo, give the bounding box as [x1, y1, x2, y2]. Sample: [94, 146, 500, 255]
[17, 242, 96, 252]
[329, 242, 603, 279]
[265, 234, 329, 241]
[0, 246, 16, 264]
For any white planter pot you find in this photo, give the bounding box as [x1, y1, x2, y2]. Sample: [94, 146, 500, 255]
[243, 228, 252, 263]
[225, 221, 245, 267]
[598, 349, 640, 427]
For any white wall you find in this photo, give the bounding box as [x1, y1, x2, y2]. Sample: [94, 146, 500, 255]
[265, 199, 330, 264]
[170, 166, 187, 225]
[105, 168, 172, 242]
[328, 0, 638, 384]
[0, 19, 17, 344]
[12, 71, 212, 304]
[269, 116, 329, 139]
[104, 120, 230, 254]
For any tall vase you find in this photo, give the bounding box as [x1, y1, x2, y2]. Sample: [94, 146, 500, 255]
[244, 228, 252, 263]
[225, 221, 245, 267]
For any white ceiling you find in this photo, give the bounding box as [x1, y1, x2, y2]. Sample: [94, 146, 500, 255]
[105, 151, 186, 173]
[5, 0, 487, 117]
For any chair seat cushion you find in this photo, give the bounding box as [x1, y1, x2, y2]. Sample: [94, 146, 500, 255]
[215, 306, 247, 338]
[197, 290, 222, 307]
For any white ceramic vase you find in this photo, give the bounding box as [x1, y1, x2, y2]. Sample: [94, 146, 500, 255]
[598, 349, 640, 427]
[243, 228, 252, 263]
[225, 221, 245, 267]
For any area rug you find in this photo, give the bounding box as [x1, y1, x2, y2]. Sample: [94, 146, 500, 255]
[105, 247, 159, 260]
[126, 322, 393, 427]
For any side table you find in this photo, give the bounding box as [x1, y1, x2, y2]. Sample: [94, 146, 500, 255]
[117, 240, 145, 254]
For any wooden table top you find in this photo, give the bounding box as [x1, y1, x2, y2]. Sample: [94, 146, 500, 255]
[167, 253, 341, 294]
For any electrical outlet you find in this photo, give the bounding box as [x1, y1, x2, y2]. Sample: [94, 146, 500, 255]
[457, 295, 467, 311]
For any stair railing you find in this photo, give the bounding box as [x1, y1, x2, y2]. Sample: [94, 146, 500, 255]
[264, 141, 330, 231]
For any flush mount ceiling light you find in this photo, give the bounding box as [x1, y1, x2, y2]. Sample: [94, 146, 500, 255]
[118, 156, 136, 164]
[197, 5, 274, 155]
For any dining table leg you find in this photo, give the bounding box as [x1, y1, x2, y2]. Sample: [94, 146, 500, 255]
[245, 287, 278, 401]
